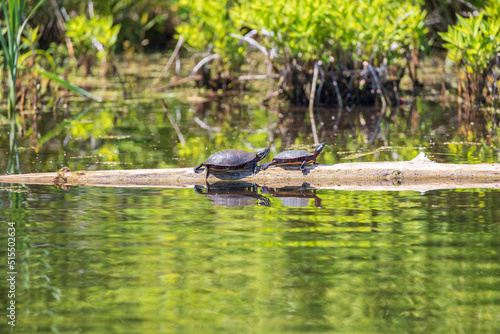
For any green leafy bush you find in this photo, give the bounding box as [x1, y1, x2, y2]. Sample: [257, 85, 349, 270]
[234, 0, 336, 64]
[65, 15, 121, 75]
[440, 13, 500, 74]
[240, 0, 426, 104]
[176, 0, 247, 88]
[31, 0, 176, 51]
[439, 12, 500, 104]
[332, 0, 427, 65]
[233, 0, 429, 67]
[175, 0, 428, 105]
[484, 0, 500, 18]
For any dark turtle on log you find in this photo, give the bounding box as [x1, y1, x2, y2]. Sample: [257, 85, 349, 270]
[194, 148, 270, 179]
[260, 142, 325, 171]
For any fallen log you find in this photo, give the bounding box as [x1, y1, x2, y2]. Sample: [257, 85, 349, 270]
[0, 153, 499, 192]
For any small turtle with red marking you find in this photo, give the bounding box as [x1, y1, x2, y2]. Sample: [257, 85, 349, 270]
[260, 142, 325, 171]
[194, 148, 270, 179]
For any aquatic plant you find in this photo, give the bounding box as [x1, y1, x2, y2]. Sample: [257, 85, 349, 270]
[484, 0, 500, 17]
[439, 12, 500, 106]
[65, 14, 121, 76]
[31, 0, 175, 52]
[0, 0, 45, 122]
[176, 0, 247, 89]
[0, 0, 46, 158]
[1, 0, 105, 174]
[172, 0, 428, 107]
[241, 0, 429, 105]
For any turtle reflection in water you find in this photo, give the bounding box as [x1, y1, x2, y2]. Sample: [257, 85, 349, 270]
[260, 142, 325, 171]
[195, 185, 270, 207]
[261, 186, 323, 208]
[194, 148, 270, 179]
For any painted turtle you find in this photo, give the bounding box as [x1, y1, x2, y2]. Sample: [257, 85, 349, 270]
[260, 142, 325, 171]
[194, 148, 270, 179]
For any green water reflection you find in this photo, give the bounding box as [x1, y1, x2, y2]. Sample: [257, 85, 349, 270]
[1, 187, 499, 333]
[1, 69, 499, 332]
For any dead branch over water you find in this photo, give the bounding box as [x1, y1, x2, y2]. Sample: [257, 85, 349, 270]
[1, 154, 499, 192]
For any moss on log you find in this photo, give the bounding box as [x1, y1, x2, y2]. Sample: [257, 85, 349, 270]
[0, 154, 499, 192]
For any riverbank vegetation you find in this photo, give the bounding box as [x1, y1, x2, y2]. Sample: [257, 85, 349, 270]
[175, 0, 430, 107]
[2, 1, 499, 107]
[173, 0, 499, 110]
[1, 0, 499, 161]
[440, 10, 500, 107]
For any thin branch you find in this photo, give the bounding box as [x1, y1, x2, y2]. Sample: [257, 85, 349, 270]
[160, 99, 185, 145]
[333, 75, 343, 132]
[175, 52, 180, 75]
[456, 0, 478, 11]
[394, 83, 400, 107]
[194, 117, 220, 132]
[152, 36, 184, 86]
[308, 61, 321, 145]
[369, 106, 387, 144]
[492, 65, 498, 127]
[230, 33, 269, 58]
[366, 62, 387, 110]
[238, 74, 277, 81]
[333, 75, 343, 110]
[316, 66, 325, 104]
[50, 0, 75, 59]
[192, 54, 220, 73]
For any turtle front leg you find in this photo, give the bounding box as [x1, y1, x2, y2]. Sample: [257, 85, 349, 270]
[300, 160, 308, 171]
[260, 162, 272, 170]
[194, 163, 205, 173]
[205, 166, 210, 179]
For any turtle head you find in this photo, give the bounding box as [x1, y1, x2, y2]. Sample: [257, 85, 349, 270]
[315, 142, 326, 155]
[256, 148, 271, 161]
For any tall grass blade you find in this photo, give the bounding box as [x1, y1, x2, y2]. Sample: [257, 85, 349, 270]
[16, 0, 46, 45]
[35, 68, 102, 102]
[1, 0, 47, 120]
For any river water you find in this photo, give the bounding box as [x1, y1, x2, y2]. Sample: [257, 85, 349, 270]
[1, 69, 500, 333]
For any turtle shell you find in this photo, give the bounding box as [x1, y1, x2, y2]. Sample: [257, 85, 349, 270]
[273, 150, 312, 160]
[203, 149, 257, 167]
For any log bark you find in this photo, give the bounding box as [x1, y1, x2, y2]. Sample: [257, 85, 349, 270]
[0, 154, 499, 192]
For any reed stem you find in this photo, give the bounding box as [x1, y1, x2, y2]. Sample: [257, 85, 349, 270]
[1, 0, 46, 121]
